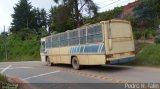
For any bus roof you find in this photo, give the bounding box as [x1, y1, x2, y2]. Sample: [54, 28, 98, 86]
[41, 19, 130, 40]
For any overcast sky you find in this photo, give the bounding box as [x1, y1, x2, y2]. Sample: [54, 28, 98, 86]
[0, 0, 135, 33]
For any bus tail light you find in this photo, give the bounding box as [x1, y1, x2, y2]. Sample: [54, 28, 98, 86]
[130, 51, 135, 55]
[106, 54, 113, 58]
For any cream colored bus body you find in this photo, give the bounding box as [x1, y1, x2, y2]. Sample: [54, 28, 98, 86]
[40, 19, 135, 65]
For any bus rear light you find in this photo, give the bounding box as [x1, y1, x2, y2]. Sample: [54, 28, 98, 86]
[130, 51, 135, 55]
[106, 54, 113, 58]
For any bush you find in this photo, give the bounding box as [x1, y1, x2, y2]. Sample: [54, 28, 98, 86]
[0, 38, 40, 62]
[135, 44, 160, 66]
[144, 28, 156, 39]
[0, 74, 8, 82]
[133, 31, 142, 40]
[155, 35, 160, 44]
[125, 44, 160, 66]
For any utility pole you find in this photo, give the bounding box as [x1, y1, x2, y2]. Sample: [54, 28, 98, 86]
[4, 25, 8, 61]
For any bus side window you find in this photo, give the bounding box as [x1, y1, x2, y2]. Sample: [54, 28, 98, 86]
[87, 24, 102, 43]
[52, 35, 60, 48]
[60, 33, 68, 47]
[80, 29, 86, 44]
[69, 31, 79, 45]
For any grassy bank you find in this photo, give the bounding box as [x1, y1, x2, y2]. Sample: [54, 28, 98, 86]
[0, 74, 8, 83]
[128, 44, 160, 66]
[0, 40, 40, 62]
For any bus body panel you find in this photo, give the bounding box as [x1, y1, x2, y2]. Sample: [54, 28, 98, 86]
[88, 55, 106, 65]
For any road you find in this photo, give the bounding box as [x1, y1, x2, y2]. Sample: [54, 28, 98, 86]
[0, 61, 160, 89]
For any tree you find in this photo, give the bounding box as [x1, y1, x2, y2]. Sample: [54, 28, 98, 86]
[133, 1, 158, 41]
[49, 5, 75, 33]
[53, 0, 98, 27]
[11, 0, 35, 33]
[35, 8, 48, 29]
[134, 0, 160, 28]
[84, 6, 123, 24]
[10, 0, 48, 40]
[33, 8, 48, 37]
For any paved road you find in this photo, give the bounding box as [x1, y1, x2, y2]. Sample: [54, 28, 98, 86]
[0, 61, 160, 89]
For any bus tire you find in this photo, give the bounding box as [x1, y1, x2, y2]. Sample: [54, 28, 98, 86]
[46, 57, 54, 66]
[71, 57, 81, 70]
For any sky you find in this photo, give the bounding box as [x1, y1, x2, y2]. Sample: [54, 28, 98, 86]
[0, 0, 135, 33]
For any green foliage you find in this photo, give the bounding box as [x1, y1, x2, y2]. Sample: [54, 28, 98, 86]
[144, 28, 156, 39]
[155, 35, 160, 44]
[11, 0, 34, 32]
[49, 5, 75, 33]
[10, 0, 48, 40]
[134, 44, 160, 66]
[133, 31, 142, 40]
[133, 28, 156, 40]
[0, 74, 8, 83]
[134, 0, 160, 28]
[125, 44, 160, 66]
[0, 35, 40, 62]
[52, 0, 98, 27]
[125, 16, 136, 28]
[84, 7, 123, 24]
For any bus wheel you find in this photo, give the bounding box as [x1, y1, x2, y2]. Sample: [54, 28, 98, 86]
[46, 57, 54, 66]
[72, 57, 81, 70]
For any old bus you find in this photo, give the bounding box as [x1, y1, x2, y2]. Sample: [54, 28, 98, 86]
[40, 19, 135, 70]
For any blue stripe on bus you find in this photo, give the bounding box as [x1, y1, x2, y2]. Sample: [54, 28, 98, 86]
[75, 46, 78, 53]
[80, 46, 84, 53]
[72, 47, 75, 54]
[84, 45, 99, 53]
[101, 45, 105, 53]
[70, 44, 105, 54]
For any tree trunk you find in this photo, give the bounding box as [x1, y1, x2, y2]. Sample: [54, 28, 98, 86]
[74, 0, 80, 27]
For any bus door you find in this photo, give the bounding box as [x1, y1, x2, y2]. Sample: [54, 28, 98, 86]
[40, 39, 47, 62]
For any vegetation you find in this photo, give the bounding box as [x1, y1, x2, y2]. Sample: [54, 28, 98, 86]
[127, 44, 160, 66]
[53, 0, 97, 27]
[49, 0, 98, 33]
[11, 0, 48, 40]
[0, 74, 8, 83]
[0, 38, 40, 62]
[155, 35, 160, 44]
[84, 7, 123, 24]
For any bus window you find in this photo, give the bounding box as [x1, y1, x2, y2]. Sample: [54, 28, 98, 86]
[52, 35, 60, 48]
[46, 36, 52, 48]
[69, 31, 79, 45]
[87, 24, 102, 43]
[60, 33, 68, 46]
[80, 29, 86, 44]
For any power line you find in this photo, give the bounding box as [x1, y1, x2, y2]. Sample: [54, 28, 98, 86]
[115, 0, 135, 7]
[100, 0, 121, 8]
[94, 0, 115, 4]
[99, 0, 135, 11]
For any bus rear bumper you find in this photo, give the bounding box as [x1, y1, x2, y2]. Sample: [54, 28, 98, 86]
[110, 57, 135, 64]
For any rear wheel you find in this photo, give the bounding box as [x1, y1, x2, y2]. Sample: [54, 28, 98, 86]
[46, 57, 54, 66]
[72, 57, 81, 70]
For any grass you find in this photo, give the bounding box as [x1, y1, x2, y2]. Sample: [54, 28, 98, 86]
[0, 40, 40, 62]
[126, 44, 160, 66]
[0, 74, 8, 83]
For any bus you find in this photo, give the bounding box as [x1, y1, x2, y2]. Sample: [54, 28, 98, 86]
[40, 19, 135, 70]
